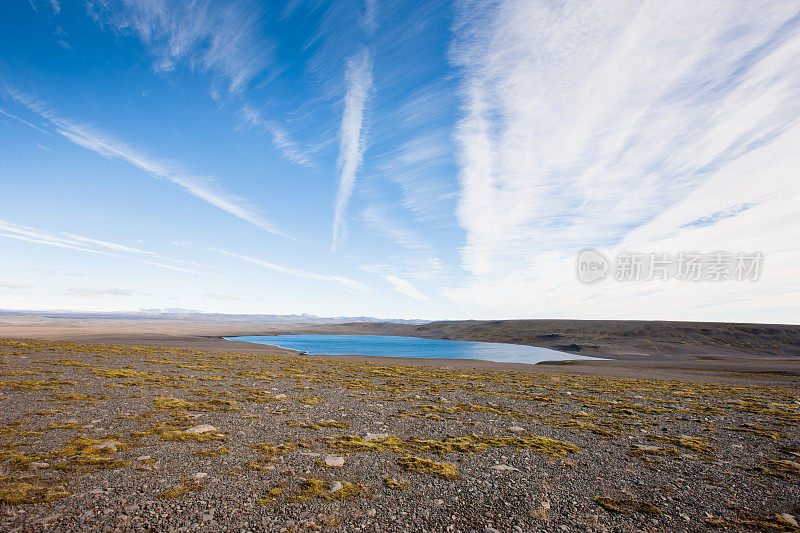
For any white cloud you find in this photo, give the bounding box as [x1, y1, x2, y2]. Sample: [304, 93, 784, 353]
[202, 293, 259, 302]
[362, 0, 378, 37]
[360, 203, 442, 279]
[447, 0, 800, 322]
[0, 282, 34, 290]
[331, 46, 373, 251]
[382, 275, 428, 301]
[208, 247, 372, 294]
[240, 106, 312, 167]
[87, 0, 273, 93]
[0, 219, 206, 275]
[65, 287, 139, 297]
[9, 92, 287, 237]
[0, 107, 51, 136]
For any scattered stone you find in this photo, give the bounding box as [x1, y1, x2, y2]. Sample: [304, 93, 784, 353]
[137, 455, 152, 461]
[324, 455, 345, 468]
[330, 481, 343, 493]
[367, 508, 377, 518]
[363, 432, 389, 441]
[29, 462, 50, 469]
[507, 426, 525, 433]
[490, 464, 520, 472]
[192, 473, 208, 481]
[274, 394, 288, 400]
[186, 424, 218, 434]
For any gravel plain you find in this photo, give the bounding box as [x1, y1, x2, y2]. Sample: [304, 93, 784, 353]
[0, 337, 798, 532]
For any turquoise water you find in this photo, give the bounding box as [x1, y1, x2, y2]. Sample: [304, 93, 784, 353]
[227, 334, 597, 364]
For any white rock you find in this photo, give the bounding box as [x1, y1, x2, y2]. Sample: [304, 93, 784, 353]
[30, 462, 50, 469]
[363, 432, 389, 441]
[299, 452, 321, 457]
[274, 394, 288, 400]
[507, 426, 525, 433]
[192, 472, 208, 481]
[91, 441, 122, 453]
[324, 455, 345, 467]
[367, 508, 377, 517]
[330, 481, 343, 492]
[186, 424, 218, 434]
[633, 444, 662, 452]
[137, 455, 151, 461]
[490, 464, 519, 472]
[779, 514, 798, 527]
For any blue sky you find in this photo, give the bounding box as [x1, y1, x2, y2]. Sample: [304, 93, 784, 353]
[1, 0, 799, 323]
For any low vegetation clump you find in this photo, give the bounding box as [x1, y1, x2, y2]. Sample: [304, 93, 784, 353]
[195, 446, 230, 456]
[296, 478, 360, 501]
[646, 435, 715, 454]
[0, 482, 69, 505]
[326, 434, 577, 457]
[594, 496, 662, 515]
[397, 456, 459, 480]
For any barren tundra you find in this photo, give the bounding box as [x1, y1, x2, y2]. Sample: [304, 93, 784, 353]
[0, 337, 798, 532]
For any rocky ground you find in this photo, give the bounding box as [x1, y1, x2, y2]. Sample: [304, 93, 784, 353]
[0, 338, 798, 532]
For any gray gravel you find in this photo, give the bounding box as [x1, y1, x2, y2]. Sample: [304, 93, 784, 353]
[0, 338, 798, 532]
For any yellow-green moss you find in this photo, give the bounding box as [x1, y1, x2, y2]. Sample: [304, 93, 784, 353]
[397, 456, 459, 480]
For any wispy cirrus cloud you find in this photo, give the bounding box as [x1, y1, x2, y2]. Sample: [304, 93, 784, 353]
[382, 274, 428, 301]
[0, 219, 207, 275]
[208, 247, 372, 294]
[86, 0, 273, 93]
[240, 105, 313, 167]
[8, 92, 287, 237]
[0, 282, 34, 290]
[64, 287, 140, 297]
[446, 0, 800, 321]
[331, 46, 373, 251]
[360, 203, 442, 279]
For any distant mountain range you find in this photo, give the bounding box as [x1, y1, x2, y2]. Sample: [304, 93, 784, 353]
[0, 308, 427, 325]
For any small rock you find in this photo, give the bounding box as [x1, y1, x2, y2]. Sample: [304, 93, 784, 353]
[330, 481, 343, 492]
[192, 473, 208, 481]
[633, 444, 662, 452]
[490, 464, 519, 472]
[137, 455, 152, 461]
[779, 514, 798, 527]
[30, 462, 50, 469]
[186, 424, 218, 434]
[363, 433, 389, 441]
[274, 394, 288, 400]
[367, 508, 376, 518]
[90, 441, 121, 453]
[507, 426, 525, 433]
[434, 499, 444, 505]
[484, 527, 500, 533]
[324, 455, 344, 468]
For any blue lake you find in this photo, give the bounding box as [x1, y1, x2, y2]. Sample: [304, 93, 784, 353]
[227, 334, 598, 364]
